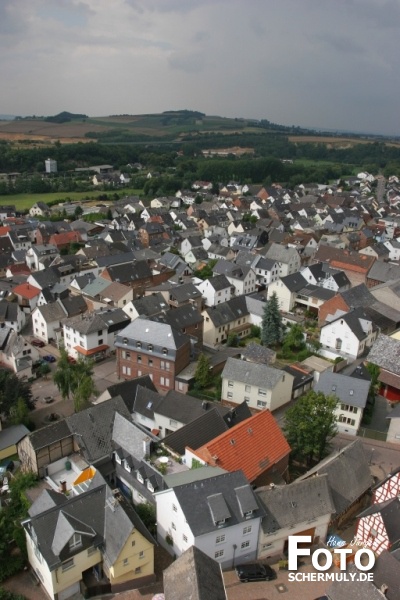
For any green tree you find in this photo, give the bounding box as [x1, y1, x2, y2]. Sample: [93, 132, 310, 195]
[283, 391, 338, 466]
[135, 503, 156, 535]
[9, 397, 32, 428]
[39, 362, 51, 379]
[194, 353, 211, 389]
[261, 292, 283, 347]
[74, 205, 83, 218]
[226, 333, 239, 347]
[366, 362, 380, 397]
[53, 348, 97, 412]
[0, 371, 33, 420]
[283, 324, 306, 352]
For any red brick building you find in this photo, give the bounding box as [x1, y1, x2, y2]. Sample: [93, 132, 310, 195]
[115, 317, 191, 393]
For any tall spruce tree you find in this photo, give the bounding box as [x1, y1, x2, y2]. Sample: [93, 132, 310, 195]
[261, 292, 283, 347]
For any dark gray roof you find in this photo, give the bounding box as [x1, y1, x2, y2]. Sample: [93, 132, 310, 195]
[168, 282, 202, 302]
[172, 470, 265, 536]
[241, 342, 276, 364]
[314, 371, 370, 409]
[358, 497, 400, 544]
[28, 489, 66, 518]
[298, 440, 373, 518]
[0, 424, 29, 451]
[281, 272, 308, 292]
[67, 396, 132, 464]
[206, 274, 232, 292]
[204, 295, 249, 328]
[371, 550, 400, 600]
[367, 334, 400, 376]
[112, 412, 158, 459]
[163, 545, 227, 600]
[162, 304, 203, 330]
[133, 385, 163, 419]
[257, 475, 334, 534]
[328, 307, 375, 341]
[341, 283, 376, 308]
[163, 408, 229, 456]
[105, 375, 157, 413]
[27, 420, 73, 451]
[130, 293, 168, 317]
[115, 316, 190, 351]
[222, 357, 286, 390]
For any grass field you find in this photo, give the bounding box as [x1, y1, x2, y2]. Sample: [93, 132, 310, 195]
[0, 188, 143, 211]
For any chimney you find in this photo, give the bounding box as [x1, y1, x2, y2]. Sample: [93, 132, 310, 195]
[380, 584, 388, 596]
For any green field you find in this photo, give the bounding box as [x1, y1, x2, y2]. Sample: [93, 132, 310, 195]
[0, 188, 143, 211]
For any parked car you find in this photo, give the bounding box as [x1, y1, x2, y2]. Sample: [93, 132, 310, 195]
[235, 563, 276, 582]
[0, 459, 14, 481]
[31, 339, 45, 348]
[43, 355, 56, 363]
[43, 396, 54, 404]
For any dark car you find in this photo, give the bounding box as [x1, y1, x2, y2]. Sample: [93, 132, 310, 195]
[43, 355, 56, 363]
[31, 339, 45, 348]
[235, 563, 276, 582]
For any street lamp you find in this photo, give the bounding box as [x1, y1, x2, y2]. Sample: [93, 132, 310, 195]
[369, 448, 375, 465]
[232, 544, 237, 568]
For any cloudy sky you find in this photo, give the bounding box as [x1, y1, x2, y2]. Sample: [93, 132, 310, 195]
[1, 0, 398, 135]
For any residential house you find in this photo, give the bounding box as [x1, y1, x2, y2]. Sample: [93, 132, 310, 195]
[12, 282, 41, 313]
[301, 262, 351, 292]
[23, 481, 155, 600]
[64, 309, 131, 361]
[251, 255, 279, 287]
[0, 328, 40, 378]
[372, 468, 400, 504]
[115, 317, 191, 392]
[312, 246, 375, 286]
[195, 275, 233, 307]
[26, 244, 60, 271]
[298, 440, 373, 526]
[186, 410, 291, 487]
[29, 202, 51, 218]
[314, 371, 370, 435]
[213, 260, 257, 296]
[161, 304, 204, 346]
[319, 307, 378, 360]
[155, 468, 265, 569]
[221, 357, 293, 412]
[202, 296, 250, 348]
[355, 497, 400, 557]
[0, 424, 29, 461]
[386, 404, 400, 443]
[256, 475, 335, 559]
[0, 299, 25, 332]
[266, 273, 308, 313]
[263, 243, 301, 277]
[241, 342, 276, 365]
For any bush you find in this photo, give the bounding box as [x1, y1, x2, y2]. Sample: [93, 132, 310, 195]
[0, 556, 25, 584]
[250, 325, 261, 338]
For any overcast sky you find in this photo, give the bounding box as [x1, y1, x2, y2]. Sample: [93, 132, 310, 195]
[1, 0, 398, 135]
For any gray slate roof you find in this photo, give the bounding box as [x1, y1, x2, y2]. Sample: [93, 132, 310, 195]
[298, 440, 373, 518]
[314, 371, 370, 409]
[163, 408, 229, 456]
[172, 470, 265, 536]
[116, 316, 190, 351]
[222, 357, 286, 389]
[0, 424, 29, 451]
[367, 334, 400, 375]
[257, 474, 334, 534]
[163, 545, 227, 600]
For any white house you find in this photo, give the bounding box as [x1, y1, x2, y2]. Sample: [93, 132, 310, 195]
[32, 302, 68, 343]
[256, 475, 335, 559]
[195, 274, 232, 307]
[252, 255, 279, 287]
[213, 262, 257, 297]
[319, 308, 378, 360]
[221, 357, 293, 412]
[264, 243, 301, 277]
[314, 371, 370, 435]
[267, 273, 308, 313]
[155, 468, 264, 570]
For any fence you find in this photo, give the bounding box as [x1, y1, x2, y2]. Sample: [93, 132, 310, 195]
[358, 427, 387, 442]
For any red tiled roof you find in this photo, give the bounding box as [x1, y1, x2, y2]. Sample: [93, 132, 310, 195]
[7, 264, 31, 275]
[0, 226, 11, 236]
[191, 410, 290, 482]
[12, 283, 41, 299]
[49, 231, 82, 246]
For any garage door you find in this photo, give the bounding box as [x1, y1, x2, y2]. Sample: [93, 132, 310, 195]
[284, 528, 316, 553]
[58, 581, 80, 600]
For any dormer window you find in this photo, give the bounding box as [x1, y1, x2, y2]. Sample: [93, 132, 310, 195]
[162, 348, 168, 356]
[244, 510, 253, 519]
[69, 533, 82, 551]
[148, 344, 153, 352]
[114, 452, 122, 464]
[123, 338, 128, 345]
[124, 461, 131, 473]
[216, 519, 226, 527]
[137, 471, 144, 484]
[147, 480, 154, 492]
[136, 341, 142, 348]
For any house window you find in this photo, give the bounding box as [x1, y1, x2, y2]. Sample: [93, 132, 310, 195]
[139, 551, 144, 558]
[162, 348, 168, 356]
[61, 559, 74, 572]
[148, 344, 153, 352]
[123, 338, 128, 345]
[228, 380, 233, 387]
[172, 504, 177, 512]
[172, 523, 176, 530]
[137, 355, 142, 363]
[135, 567, 141, 574]
[69, 533, 82, 551]
[215, 550, 224, 559]
[136, 341, 141, 348]
[98, 339, 103, 345]
[216, 534, 226, 544]
[131, 540, 136, 547]
[148, 359, 153, 366]
[258, 388, 266, 396]
[257, 400, 267, 408]
[123, 558, 129, 566]
[245, 385, 251, 392]
[227, 392, 233, 398]
[335, 338, 342, 350]
[241, 540, 250, 550]
[183, 534, 188, 543]
[137, 472, 144, 484]
[244, 396, 250, 404]
[123, 351, 130, 359]
[243, 526, 252, 535]
[170, 419, 177, 427]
